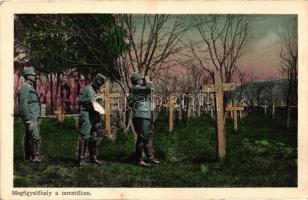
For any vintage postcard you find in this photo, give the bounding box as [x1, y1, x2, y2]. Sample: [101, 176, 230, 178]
[0, 0, 308, 199]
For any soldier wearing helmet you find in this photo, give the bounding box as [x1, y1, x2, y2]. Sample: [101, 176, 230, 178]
[19, 66, 42, 163]
[77, 73, 106, 166]
[130, 72, 160, 167]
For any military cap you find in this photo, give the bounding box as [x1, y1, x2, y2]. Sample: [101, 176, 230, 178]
[22, 66, 36, 77]
[94, 73, 106, 86]
[130, 72, 143, 83]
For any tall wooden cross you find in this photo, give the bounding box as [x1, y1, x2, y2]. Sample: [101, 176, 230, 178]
[226, 103, 244, 131]
[102, 80, 121, 135]
[202, 71, 236, 159]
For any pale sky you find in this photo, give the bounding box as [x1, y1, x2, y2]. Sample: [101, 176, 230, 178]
[131, 14, 297, 80]
[239, 15, 297, 79]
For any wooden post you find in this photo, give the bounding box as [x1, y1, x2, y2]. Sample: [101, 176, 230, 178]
[104, 80, 111, 135]
[206, 92, 210, 114]
[179, 107, 182, 121]
[102, 80, 121, 135]
[261, 105, 268, 115]
[168, 95, 175, 132]
[239, 109, 243, 119]
[233, 104, 238, 130]
[210, 106, 214, 119]
[265, 106, 267, 115]
[73, 116, 79, 129]
[227, 103, 234, 119]
[214, 71, 226, 159]
[41, 104, 46, 117]
[272, 100, 275, 119]
[197, 98, 201, 117]
[187, 106, 192, 118]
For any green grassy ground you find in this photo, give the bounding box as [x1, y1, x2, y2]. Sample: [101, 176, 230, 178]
[14, 111, 297, 187]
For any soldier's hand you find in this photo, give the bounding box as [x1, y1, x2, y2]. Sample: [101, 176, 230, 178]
[144, 76, 151, 82]
[91, 94, 99, 102]
[25, 120, 32, 128]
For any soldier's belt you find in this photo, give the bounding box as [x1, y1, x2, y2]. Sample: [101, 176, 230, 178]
[80, 105, 94, 111]
[27, 100, 39, 103]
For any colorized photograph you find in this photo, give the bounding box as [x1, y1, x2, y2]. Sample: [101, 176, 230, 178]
[13, 14, 297, 187]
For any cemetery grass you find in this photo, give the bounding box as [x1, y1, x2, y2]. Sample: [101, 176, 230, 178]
[14, 111, 297, 187]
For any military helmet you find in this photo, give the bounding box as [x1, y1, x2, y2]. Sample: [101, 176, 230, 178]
[93, 73, 106, 86]
[22, 66, 36, 77]
[130, 72, 142, 83]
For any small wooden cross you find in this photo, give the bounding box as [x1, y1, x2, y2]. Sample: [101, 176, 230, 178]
[226, 103, 244, 131]
[43, 108, 80, 128]
[54, 107, 65, 123]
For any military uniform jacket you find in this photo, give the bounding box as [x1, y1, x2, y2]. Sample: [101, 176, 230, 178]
[131, 83, 152, 119]
[77, 85, 97, 111]
[19, 82, 41, 122]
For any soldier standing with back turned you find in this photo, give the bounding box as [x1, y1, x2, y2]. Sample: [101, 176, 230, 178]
[130, 72, 160, 167]
[19, 66, 42, 163]
[77, 73, 106, 166]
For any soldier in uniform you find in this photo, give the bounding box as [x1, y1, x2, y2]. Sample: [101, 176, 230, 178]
[130, 72, 160, 167]
[77, 73, 106, 166]
[19, 66, 42, 163]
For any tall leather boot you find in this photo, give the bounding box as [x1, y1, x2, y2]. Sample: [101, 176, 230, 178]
[23, 134, 32, 161]
[78, 139, 87, 166]
[144, 140, 160, 164]
[88, 140, 103, 164]
[136, 144, 151, 167]
[32, 140, 42, 163]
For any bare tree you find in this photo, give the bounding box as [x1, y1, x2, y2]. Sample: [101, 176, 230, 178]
[279, 17, 297, 128]
[113, 14, 190, 93]
[190, 15, 250, 83]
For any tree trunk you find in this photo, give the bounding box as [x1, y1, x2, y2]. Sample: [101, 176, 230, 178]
[55, 73, 60, 110]
[286, 72, 292, 129]
[50, 73, 54, 113]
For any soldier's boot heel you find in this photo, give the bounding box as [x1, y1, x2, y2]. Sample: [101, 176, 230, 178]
[148, 157, 160, 164]
[78, 139, 88, 166]
[136, 144, 151, 167]
[89, 140, 103, 164]
[23, 135, 32, 161]
[144, 143, 159, 164]
[32, 140, 42, 163]
[138, 160, 152, 167]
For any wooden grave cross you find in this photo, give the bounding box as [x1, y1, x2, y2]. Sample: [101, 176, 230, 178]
[54, 107, 65, 123]
[201, 72, 236, 158]
[41, 107, 80, 128]
[102, 80, 121, 135]
[226, 103, 244, 131]
[167, 94, 177, 132]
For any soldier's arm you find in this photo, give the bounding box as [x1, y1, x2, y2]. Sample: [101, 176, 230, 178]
[19, 86, 30, 123]
[77, 88, 91, 104]
[132, 84, 152, 95]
